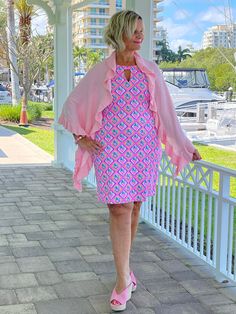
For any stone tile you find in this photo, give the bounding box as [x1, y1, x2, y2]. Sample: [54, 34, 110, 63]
[53, 229, 93, 239]
[210, 304, 236, 313]
[38, 223, 60, 231]
[143, 278, 186, 295]
[83, 254, 113, 263]
[17, 256, 55, 272]
[0, 263, 20, 275]
[54, 280, 108, 298]
[157, 292, 198, 305]
[161, 302, 213, 314]
[130, 251, 161, 263]
[0, 290, 18, 305]
[16, 286, 58, 303]
[55, 260, 92, 274]
[0, 227, 13, 235]
[157, 260, 189, 273]
[197, 293, 233, 306]
[180, 279, 218, 296]
[0, 304, 37, 314]
[0, 273, 38, 289]
[12, 225, 41, 233]
[190, 265, 218, 279]
[25, 231, 56, 241]
[171, 271, 200, 282]
[77, 246, 101, 256]
[40, 238, 81, 249]
[218, 287, 236, 302]
[0, 246, 12, 256]
[153, 250, 176, 260]
[35, 298, 97, 314]
[36, 271, 62, 285]
[55, 220, 83, 230]
[62, 272, 98, 282]
[132, 262, 169, 280]
[46, 247, 82, 262]
[88, 261, 116, 274]
[12, 246, 45, 258]
[88, 294, 111, 313]
[131, 289, 161, 308]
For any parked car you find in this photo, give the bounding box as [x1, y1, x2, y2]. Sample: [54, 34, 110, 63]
[0, 84, 12, 104]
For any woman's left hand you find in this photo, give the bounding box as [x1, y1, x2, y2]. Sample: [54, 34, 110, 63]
[192, 148, 202, 161]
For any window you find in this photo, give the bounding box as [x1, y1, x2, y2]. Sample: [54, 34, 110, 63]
[91, 18, 96, 25]
[91, 28, 96, 35]
[99, 8, 105, 15]
[91, 38, 97, 45]
[90, 8, 96, 14]
[99, 18, 105, 25]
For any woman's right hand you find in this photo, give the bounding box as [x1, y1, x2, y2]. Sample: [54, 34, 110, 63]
[74, 135, 103, 154]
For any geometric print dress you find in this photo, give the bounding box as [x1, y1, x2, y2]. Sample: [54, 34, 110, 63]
[92, 64, 162, 204]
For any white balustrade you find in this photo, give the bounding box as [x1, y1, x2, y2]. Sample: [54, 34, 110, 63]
[85, 153, 236, 281]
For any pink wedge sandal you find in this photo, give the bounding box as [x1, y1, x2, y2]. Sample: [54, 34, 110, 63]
[110, 282, 132, 312]
[130, 271, 137, 292]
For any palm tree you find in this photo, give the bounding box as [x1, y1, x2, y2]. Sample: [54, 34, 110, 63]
[156, 40, 177, 63]
[15, 0, 34, 126]
[176, 46, 192, 62]
[73, 46, 103, 72]
[6, 0, 21, 105]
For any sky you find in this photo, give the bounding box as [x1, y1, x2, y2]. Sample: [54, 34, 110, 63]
[160, 0, 236, 51]
[31, 0, 236, 51]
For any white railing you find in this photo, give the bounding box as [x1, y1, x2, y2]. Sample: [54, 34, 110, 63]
[86, 153, 236, 281]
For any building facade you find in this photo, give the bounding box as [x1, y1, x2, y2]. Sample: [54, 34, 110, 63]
[72, 0, 166, 60]
[202, 24, 236, 49]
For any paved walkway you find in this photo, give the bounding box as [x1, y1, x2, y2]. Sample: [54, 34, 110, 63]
[0, 165, 236, 314]
[0, 125, 52, 166]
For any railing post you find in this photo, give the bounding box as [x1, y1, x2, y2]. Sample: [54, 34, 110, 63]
[215, 172, 230, 278]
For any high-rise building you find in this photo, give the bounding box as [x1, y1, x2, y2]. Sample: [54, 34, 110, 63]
[72, 0, 165, 60]
[202, 24, 236, 49]
[72, 0, 126, 57]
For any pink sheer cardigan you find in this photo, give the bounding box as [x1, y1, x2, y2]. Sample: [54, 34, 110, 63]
[58, 51, 195, 191]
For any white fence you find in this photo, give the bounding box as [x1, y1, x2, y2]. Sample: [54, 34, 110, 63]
[86, 154, 236, 281]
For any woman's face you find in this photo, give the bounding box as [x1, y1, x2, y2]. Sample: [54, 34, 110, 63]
[123, 18, 144, 51]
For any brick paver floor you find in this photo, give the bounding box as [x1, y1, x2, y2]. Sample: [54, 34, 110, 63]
[0, 165, 236, 314]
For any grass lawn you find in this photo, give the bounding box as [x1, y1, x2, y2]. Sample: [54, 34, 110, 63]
[4, 125, 54, 156]
[42, 110, 54, 119]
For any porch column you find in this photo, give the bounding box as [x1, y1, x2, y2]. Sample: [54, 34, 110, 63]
[53, 1, 75, 170]
[126, 0, 154, 60]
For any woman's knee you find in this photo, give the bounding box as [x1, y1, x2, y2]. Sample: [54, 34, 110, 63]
[133, 201, 142, 215]
[108, 202, 133, 217]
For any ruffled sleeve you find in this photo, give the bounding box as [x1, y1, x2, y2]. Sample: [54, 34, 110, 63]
[153, 64, 195, 175]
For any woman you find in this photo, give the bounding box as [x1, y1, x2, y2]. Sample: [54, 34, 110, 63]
[59, 10, 201, 311]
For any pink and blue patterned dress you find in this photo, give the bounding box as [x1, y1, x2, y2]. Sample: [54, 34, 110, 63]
[92, 65, 162, 204]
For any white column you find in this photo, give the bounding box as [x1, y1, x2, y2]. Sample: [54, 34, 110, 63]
[53, 3, 75, 170]
[126, 0, 154, 60]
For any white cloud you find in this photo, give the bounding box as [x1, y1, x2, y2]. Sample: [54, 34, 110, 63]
[160, 17, 197, 41]
[169, 38, 201, 51]
[174, 9, 191, 21]
[198, 6, 227, 24]
[32, 9, 48, 35]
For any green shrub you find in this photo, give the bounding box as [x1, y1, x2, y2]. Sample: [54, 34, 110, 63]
[0, 105, 21, 122]
[0, 103, 43, 123]
[28, 101, 53, 111]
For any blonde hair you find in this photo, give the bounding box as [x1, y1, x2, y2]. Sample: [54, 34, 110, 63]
[104, 10, 142, 51]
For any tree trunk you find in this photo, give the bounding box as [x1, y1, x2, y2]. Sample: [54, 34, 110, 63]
[6, 0, 21, 105]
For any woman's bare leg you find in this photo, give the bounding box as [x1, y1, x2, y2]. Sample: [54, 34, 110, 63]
[131, 201, 142, 246]
[108, 202, 133, 294]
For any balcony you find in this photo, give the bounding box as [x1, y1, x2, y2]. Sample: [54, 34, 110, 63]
[0, 160, 235, 312]
[83, 43, 107, 49]
[87, 153, 236, 284]
[77, 11, 110, 19]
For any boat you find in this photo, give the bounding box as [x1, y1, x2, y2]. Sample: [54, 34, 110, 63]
[161, 68, 224, 110]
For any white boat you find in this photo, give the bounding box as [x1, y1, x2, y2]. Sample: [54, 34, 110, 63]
[161, 68, 224, 109]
